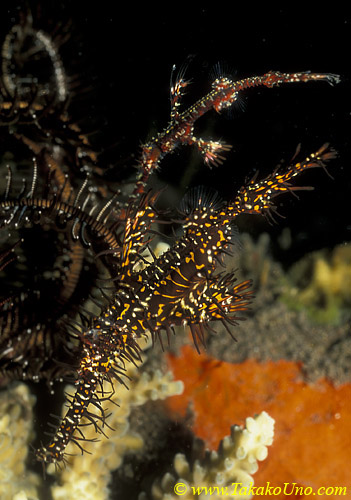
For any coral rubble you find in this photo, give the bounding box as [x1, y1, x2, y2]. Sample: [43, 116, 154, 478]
[284, 243, 351, 324]
[0, 383, 40, 500]
[140, 412, 274, 500]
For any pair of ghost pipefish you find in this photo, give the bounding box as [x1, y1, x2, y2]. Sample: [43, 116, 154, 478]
[0, 16, 340, 466]
[6, 68, 334, 466]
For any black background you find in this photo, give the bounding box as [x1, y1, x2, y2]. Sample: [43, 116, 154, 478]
[1, 2, 350, 263]
[0, 3, 350, 496]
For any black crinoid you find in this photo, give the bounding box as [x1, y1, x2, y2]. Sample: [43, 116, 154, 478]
[0, 6, 340, 469]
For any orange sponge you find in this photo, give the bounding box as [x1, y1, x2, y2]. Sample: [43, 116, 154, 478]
[167, 346, 351, 498]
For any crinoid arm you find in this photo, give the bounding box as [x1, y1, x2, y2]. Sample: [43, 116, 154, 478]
[0, 166, 121, 250]
[0, 12, 68, 124]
